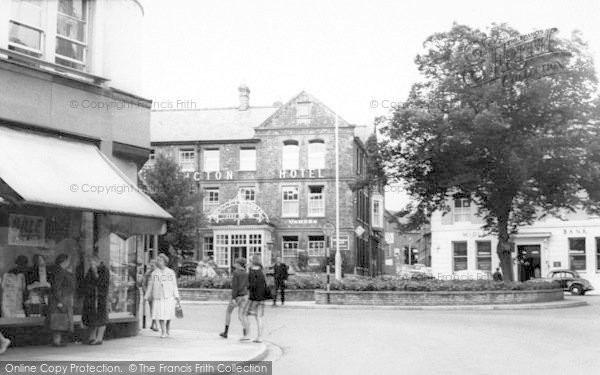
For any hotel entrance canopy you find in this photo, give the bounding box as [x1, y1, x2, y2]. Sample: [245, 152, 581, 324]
[0, 126, 171, 224]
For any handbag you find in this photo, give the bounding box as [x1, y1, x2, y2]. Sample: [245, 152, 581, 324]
[50, 312, 71, 331]
[175, 302, 183, 319]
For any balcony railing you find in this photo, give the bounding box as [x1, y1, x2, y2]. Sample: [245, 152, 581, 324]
[0, 47, 109, 86]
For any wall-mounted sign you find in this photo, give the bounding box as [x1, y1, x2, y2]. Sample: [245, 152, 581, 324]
[8, 214, 46, 247]
[332, 235, 350, 251]
[279, 169, 324, 179]
[185, 171, 235, 181]
[287, 219, 318, 225]
[553, 261, 561, 268]
[208, 197, 269, 224]
[355, 226, 365, 237]
[462, 231, 487, 238]
[563, 228, 586, 235]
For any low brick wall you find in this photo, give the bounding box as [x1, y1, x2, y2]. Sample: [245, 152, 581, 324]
[180, 288, 315, 302]
[314, 289, 564, 305]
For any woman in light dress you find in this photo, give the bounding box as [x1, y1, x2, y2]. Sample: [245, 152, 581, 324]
[144, 253, 180, 338]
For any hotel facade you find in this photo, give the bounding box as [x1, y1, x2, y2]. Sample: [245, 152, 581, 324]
[430, 198, 600, 291]
[148, 87, 386, 275]
[0, 0, 169, 341]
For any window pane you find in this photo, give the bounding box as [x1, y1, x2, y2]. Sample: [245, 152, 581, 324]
[57, 14, 86, 42]
[58, 0, 86, 19]
[308, 186, 324, 217]
[297, 102, 311, 118]
[9, 21, 42, 51]
[282, 187, 299, 217]
[179, 149, 196, 172]
[569, 238, 586, 271]
[476, 241, 492, 271]
[453, 241, 468, 271]
[282, 144, 299, 170]
[308, 235, 325, 256]
[282, 236, 299, 259]
[203, 149, 219, 171]
[308, 140, 325, 169]
[55, 38, 85, 61]
[239, 148, 256, 171]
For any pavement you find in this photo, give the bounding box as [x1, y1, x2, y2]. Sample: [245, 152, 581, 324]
[0, 329, 267, 362]
[181, 298, 586, 310]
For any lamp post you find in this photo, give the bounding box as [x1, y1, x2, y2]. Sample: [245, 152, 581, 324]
[323, 222, 335, 304]
[334, 114, 341, 280]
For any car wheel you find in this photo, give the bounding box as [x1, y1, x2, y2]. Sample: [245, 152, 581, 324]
[570, 285, 582, 295]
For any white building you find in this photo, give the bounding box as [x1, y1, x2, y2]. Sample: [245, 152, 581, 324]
[430, 198, 600, 292]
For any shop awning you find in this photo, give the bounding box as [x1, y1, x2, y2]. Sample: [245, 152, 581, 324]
[0, 126, 171, 221]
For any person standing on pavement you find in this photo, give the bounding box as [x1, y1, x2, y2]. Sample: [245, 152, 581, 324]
[219, 258, 248, 339]
[81, 255, 109, 345]
[272, 257, 288, 306]
[143, 260, 158, 331]
[242, 255, 269, 343]
[144, 254, 180, 338]
[49, 254, 76, 347]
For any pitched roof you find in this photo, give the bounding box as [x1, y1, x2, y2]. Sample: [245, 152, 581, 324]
[151, 106, 278, 143]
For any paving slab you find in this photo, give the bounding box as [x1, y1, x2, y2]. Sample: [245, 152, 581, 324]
[0, 330, 267, 362]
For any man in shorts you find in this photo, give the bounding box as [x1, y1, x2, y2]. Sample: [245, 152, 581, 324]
[219, 258, 248, 339]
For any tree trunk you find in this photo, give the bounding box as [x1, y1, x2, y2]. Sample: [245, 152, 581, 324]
[496, 218, 514, 281]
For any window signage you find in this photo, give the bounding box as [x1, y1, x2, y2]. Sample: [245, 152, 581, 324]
[8, 214, 46, 247]
[279, 169, 324, 179]
[332, 235, 350, 251]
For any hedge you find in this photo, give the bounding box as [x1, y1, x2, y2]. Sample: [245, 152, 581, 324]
[177, 274, 560, 292]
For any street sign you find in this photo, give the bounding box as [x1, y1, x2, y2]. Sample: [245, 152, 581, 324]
[323, 222, 335, 236]
[355, 225, 365, 237]
[332, 236, 350, 251]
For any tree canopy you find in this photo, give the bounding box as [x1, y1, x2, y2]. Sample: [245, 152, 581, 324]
[140, 154, 203, 257]
[380, 23, 600, 280]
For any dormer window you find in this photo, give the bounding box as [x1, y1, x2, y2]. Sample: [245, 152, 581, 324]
[297, 102, 311, 118]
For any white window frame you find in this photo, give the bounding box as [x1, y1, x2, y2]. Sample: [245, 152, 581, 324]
[248, 234, 263, 259]
[239, 147, 256, 171]
[297, 102, 311, 118]
[476, 241, 492, 271]
[453, 241, 468, 271]
[308, 140, 325, 169]
[178, 148, 196, 172]
[282, 141, 299, 170]
[202, 236, 214, 259]
[308, 235, 325, 256]
[308, 185, 325, 217]
[214, 234, 229, 267]
[282, 186, 299, 218]
[569, 237, 586, 271]
[7, 0, 90, 70]
[239, 186, 256, 202]
[453, 198, 471, 222]
[203, 187, 219, 212]
[282, 235, 299, 259]
[203, 149, 220, 172]
[371, 195, 384, 228]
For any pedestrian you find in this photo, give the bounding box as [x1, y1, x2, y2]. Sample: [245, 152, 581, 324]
[0, 332, 10, 354]
[144, 253, 180, 338]
[81, 255, 109, 345]
[493, 267, 503, 282]
[219, 258, 248, 339]
[242, 255, 270, 343]
[49, 253, 76, 347]
[143, 260, 158, 331]
[272, 256, 289, 306]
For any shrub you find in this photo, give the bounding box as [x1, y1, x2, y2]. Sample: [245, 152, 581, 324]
[178, 274, 560, 292]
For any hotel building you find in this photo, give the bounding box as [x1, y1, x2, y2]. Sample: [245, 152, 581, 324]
[149, 87, 386, 275]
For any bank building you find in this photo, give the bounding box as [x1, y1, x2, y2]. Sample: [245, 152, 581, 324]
[148, 86, 386, 275]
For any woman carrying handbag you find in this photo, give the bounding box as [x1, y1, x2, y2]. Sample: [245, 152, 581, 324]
[48, 254, 76, 347]
[144, 253, 181, 338]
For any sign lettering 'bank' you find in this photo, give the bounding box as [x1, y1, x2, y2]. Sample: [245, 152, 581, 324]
[185, 169, 325, 181]
[463, 27, 571, 87]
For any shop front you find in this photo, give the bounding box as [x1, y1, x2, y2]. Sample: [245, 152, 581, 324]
[0, 126, 171, 344]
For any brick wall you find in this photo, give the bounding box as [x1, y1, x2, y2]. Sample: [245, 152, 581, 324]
[180, 288, 315, 302]
[314, 289, 564, 305]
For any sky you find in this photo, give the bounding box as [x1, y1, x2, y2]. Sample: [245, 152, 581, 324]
[141, 0, 600, 211]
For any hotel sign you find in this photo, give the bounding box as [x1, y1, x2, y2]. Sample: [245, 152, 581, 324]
[279, 169, 324, 179]
[332, 236, 350, 251]
[185, 171, 234, 181]
[8, 214, 46, 247]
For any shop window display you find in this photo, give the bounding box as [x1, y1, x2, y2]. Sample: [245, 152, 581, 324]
[108, 234, 140, 317]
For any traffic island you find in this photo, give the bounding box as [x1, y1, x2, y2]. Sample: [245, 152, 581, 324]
[314, 289, 565, 305]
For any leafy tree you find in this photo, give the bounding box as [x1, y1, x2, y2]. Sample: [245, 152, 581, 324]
[140, 154, 203, 258]
[380, 23, 600, 281]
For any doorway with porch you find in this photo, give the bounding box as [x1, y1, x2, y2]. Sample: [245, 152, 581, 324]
[517, 244, 541, 281]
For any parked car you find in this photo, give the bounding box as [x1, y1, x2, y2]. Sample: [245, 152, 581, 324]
[545, 269, 594, 295]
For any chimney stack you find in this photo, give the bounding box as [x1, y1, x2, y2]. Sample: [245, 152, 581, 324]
[238, 85, 250, 111]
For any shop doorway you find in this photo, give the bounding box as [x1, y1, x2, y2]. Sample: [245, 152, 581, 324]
[517, 245, 541, 281]
[231, 246, 247, 263]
